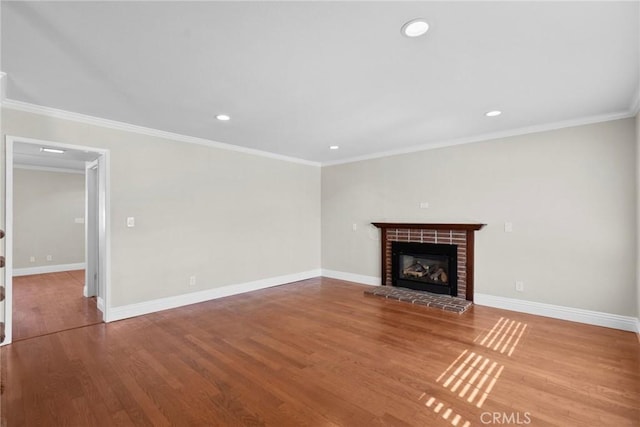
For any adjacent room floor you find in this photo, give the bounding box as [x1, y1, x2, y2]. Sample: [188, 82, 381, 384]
[2, 278, 638, 426]
[12, 270, 102, 341]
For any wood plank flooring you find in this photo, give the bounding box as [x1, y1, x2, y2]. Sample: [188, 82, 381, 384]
[2, 277, 639, 426]
[12, 270, 102, 341]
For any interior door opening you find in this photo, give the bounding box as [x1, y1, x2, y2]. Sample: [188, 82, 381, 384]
[2, 136, 110, 345]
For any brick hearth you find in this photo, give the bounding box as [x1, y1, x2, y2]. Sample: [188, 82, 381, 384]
[364, 286, 472, 314]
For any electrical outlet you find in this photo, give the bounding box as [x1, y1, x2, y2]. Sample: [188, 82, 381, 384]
[515, 281, 524, 292]
[46, 255, 53, 261]
[352, 223, 357, 232]
[505, 222, 513, 233]
[189, 276, 196, 287]
[419, 202, 429, 209]
[29, 256, 35, 263]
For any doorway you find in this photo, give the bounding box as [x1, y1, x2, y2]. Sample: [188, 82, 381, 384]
[3, 136, 110, 344]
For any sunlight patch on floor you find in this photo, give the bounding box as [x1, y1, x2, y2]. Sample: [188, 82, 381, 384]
[418, 394, 471, 427]
[419, 316, 529, 424]
[436, 351, 504, 408]
[475, 317, 528, 356]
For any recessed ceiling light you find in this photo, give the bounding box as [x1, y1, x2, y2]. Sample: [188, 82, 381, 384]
[329, 145, 339, 150]
[216, 114, 231, 121]
[401, 19, 429, 38]
[40, 147, 65, 154]
[485, 110, 502, 117]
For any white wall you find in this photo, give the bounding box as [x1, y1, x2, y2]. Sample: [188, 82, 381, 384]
[1, 107, 636, 322]
[322, 118, 637, 317]
[1, 108, 321, 307]
[13, 168, 85, 269]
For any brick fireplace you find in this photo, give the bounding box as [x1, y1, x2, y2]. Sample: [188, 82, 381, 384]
[372, 223, 485, 301]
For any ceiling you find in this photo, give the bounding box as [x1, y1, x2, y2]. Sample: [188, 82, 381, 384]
[2, 1, 639, 164]
[13, 141, 101, 171]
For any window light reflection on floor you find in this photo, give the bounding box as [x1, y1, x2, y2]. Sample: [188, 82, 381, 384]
[475, 317, 528, 356]
[419, 316, 529, 424]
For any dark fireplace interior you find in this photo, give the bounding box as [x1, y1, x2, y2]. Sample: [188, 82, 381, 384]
[391, 241, 458, 296]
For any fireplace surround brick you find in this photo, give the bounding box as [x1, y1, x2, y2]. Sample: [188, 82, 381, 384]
[372, 223, 485, 301]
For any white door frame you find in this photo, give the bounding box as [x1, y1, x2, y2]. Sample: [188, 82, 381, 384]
[3, 135, 111, 345]
[85, 159, 99, 299]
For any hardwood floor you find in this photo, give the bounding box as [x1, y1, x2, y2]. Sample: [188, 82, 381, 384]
[2, 278, 638, 426]
[12, 270, 102, 341]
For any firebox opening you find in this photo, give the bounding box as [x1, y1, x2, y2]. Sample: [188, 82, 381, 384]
[392, 241, 458, 296]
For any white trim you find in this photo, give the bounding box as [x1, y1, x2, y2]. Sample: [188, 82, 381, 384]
[322, 110, 636, 166]
[6, 135, 105, 154]
[3, 136, 14, 345]
[97, 297, 105, 313]
[475, 293, 639, 333]
[85, 159, 99, 299]
[13, 263, 86, 277]
[102, 150, 111, 323]
[13, 164, 84, 174]
[106, 269, 322, 322]
[2, 99, 321, 167]
[321, 269, 380, 286]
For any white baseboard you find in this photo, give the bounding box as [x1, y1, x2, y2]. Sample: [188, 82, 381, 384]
[475, 293, 639, 333]
[13, 263, 86, 277]
[106, 269, 322, 322]
[321, 269, 380, 286]
[97, 297, 105, 313]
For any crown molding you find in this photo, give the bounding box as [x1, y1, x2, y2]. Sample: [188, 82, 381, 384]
[2, 98, 635, 169]
[1, 99, 321, 167]
[322, 109, 637, 167]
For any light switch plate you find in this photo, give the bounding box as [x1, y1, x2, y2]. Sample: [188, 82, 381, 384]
[127, 217, 135, 227]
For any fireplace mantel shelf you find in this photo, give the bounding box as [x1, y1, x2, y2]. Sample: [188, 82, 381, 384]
[372, 223, 485, 231]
